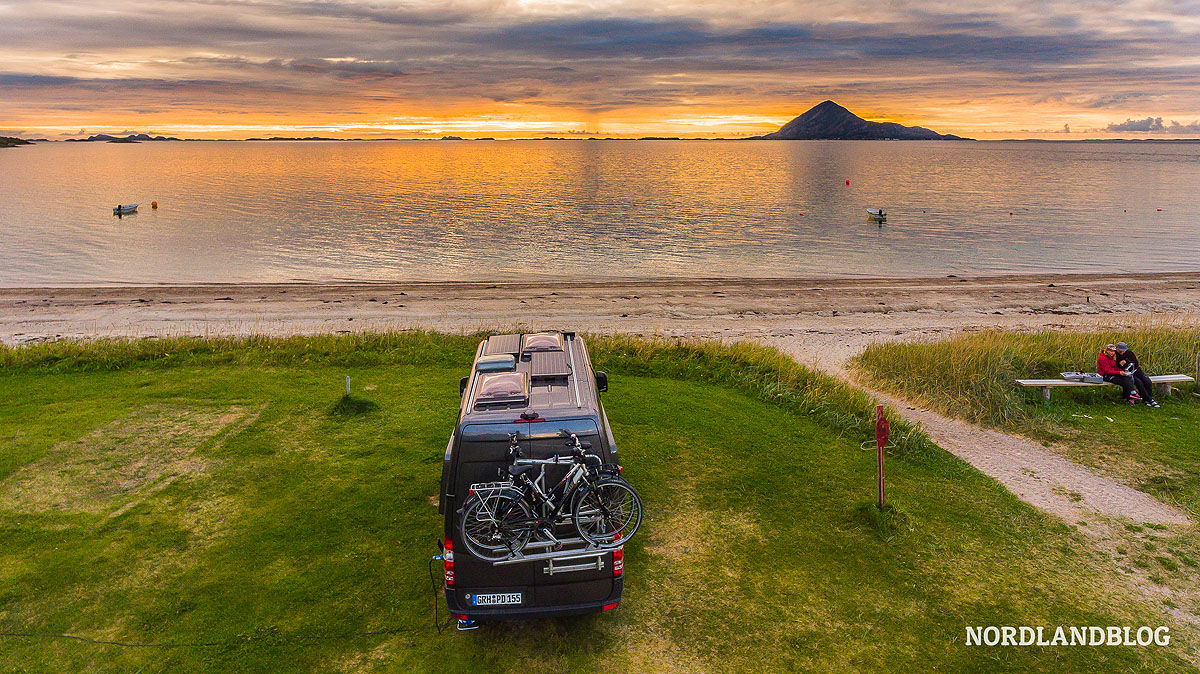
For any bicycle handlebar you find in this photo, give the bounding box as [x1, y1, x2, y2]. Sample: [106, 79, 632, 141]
[563, 433, 592, 450]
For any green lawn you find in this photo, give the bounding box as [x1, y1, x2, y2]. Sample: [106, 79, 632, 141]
[0, 334, 1191, 672]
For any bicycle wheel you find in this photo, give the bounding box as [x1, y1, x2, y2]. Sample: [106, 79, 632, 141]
[572, 478, 643, 548]
[459, 488, 535, 561]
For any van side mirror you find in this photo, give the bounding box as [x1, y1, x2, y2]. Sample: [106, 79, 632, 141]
[595, 371, 608, 393]
[460, 376, 469, 396]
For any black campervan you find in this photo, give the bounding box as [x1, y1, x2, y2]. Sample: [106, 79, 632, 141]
[438, 332, 627, 621]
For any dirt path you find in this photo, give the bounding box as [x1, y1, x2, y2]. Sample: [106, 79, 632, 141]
[864, 388, 1188, 527]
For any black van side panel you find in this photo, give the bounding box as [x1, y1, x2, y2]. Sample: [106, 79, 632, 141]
[438, 434, 454, 515]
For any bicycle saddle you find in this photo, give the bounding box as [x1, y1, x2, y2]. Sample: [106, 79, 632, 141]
[507, 464, 539, 478]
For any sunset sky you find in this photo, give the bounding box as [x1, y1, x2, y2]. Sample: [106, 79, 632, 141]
[2, 0, 1199, 139]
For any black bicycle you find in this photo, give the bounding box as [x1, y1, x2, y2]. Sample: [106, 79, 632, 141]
[458, 432, 643, 562]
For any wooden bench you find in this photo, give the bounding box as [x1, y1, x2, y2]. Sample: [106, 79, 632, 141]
[1017, 374, 1195, 401]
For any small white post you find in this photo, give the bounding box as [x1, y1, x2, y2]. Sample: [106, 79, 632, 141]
[345, 375, 351, 396]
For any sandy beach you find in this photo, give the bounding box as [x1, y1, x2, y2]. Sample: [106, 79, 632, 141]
[4, 272, 1200, 366]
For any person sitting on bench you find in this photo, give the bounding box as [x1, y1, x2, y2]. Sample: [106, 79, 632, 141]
[1097, 344, 1153, 406]
[1114, 341, 1159, 408]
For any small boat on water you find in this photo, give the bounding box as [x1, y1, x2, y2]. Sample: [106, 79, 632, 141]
[113, 203, 138, 215]
[866, 207, 886, 223]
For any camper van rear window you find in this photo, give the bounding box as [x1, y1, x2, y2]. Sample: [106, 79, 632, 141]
[522, 332, 564, 352]
[474, 372, 529, 406]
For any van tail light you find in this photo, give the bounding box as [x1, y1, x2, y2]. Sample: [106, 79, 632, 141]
[602, 602, 619, 611]
[612, 548, 623, 577]
[444, 538, 455, 587]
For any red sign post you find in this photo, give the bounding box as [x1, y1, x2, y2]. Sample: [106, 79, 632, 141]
[875, 405, 889, 509]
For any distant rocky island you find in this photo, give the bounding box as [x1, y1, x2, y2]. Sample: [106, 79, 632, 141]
[246, 136, 347, 141]
[66, 133, 180, 143]
[753, 101, 967, 140]
[0, 136, 34, 148]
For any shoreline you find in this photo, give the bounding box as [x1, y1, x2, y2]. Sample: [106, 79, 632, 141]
[3, 270, 1198, 292]
[5, 272, 1200, 364]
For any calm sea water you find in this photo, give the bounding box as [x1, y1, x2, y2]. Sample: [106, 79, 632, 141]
[1, 140, 1198, 286]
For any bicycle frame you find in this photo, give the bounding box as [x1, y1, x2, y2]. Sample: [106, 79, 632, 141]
[512, 456, 593, 520]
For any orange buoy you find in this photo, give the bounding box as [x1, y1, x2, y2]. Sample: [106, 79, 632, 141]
[845, 179, 850, 185]
[151, 201, 158, 209]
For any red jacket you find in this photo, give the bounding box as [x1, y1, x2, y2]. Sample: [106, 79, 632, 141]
[1097, 353, 1124, 376]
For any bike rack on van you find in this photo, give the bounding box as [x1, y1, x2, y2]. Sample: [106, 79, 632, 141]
[492, 536, 609, 576]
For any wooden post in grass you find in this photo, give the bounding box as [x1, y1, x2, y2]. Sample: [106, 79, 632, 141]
[875, 405, 889, 510]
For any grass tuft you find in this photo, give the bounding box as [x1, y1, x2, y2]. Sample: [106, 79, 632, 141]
[853, 501, 912, 540]
[330, 394, 379, 417]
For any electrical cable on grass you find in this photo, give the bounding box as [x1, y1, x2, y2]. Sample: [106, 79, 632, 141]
[429, 554, 452, 635]
[0, 626, 423, 649]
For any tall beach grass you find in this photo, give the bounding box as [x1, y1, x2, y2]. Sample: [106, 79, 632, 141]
[855, 321, 1200, 428]
[0, 330, 939, 463]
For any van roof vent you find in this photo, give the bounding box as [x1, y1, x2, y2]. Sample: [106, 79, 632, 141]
[522, 332, 564, 353]
[476, 354, 516, 373]
[473, 372, 529, 407]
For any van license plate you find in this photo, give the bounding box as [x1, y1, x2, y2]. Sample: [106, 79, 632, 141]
[471, 592, 522, 606]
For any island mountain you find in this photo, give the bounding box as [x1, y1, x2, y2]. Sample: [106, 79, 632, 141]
[66, 133, 180, 142]
[755, 101, 966, 140]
